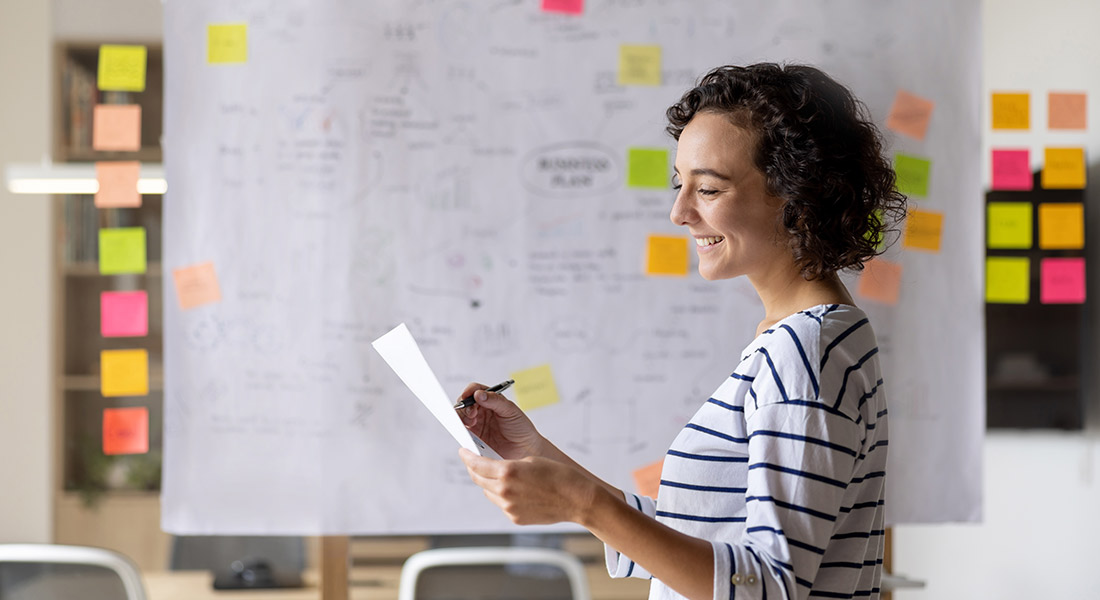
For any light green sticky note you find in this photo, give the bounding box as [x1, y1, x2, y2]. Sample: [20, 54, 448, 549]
[618, 44, 661, 86]
[985, 257, 1029, 304]
[510, 364, 561, 411]
[208, 23, 248, 64]
[628, 148, 669, 189]
[864, 209, 885, 252]
[894, 153, 931, 197]
[97, 45, 147, 92]
[987, 202, 1032, 249]
[99, 227, 147, 275]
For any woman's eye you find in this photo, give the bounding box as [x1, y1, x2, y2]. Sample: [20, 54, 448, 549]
[698, 188, 719, 196]
[672, 184, 683, 191]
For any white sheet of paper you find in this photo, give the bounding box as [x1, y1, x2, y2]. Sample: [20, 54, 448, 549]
[371, 323, 501, 459]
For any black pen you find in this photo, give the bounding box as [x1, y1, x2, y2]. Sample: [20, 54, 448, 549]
[454, 379, 514, 410]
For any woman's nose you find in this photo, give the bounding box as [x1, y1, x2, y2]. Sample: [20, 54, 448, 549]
[669, 189, 694, 227]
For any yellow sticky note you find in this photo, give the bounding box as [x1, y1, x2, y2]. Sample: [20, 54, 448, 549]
[1041, 147, 1086, 189]
[991, 92, 1029, 130]
[986, 257, 1030, 304]
[646, 235, 689, 276]
[101, 349, 149, 397]
[902, 209, 943, 252]
[987, 202, 1032, 249]
[1038, 203, 1084, 249]
[97, 45, 147, 92]
[208, 23, 248, 64]
[618, 44, 661, 86]
[510, 364, 560, 411]
[99, 227, 147, 275]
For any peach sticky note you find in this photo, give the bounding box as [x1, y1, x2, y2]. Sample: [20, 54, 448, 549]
[618, 44, 661, 86]
[886, 89, 935, 141]
[903, 209, 944, 252]
[1038, 202, 1085, 249]
[102, 407, 149, 455]
[208, 23, 248, 64]
[101, 291, 148, 338]
[987, 202, 1032, 249]
[541, 0, 583, 14]
[894, 154, 931, 197]
[510, 364, 560, 411]
[646, 235, 690, 276]
[172, 261, 223, 310]
[991, 149, 1032, 191]
[632, 458, 664, 499]
[100, 349, 149, 397]
[991, 92, 1029, 130]
[1041, 258, 1086, 304]
[92, 104, 142, 152]
[95, 161, 142, 208]
[98, 44, 147, 92]
[1048, 92, 1087, 130]
[858, 258, 902, 305]
[1041, 147, 1086, 189]
[986, 257, 1030, 304]
[99, 227, 146, 275]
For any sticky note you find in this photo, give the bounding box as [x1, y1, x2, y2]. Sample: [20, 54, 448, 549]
[95, 161, 141, 208]
[864, 210, 885, 253]
[618, 44, 661, 86]
[1038, 203, 1084, 249]
[541, 0, 583, 14]
[632, 459, 664, 499]
[100, 349, 149, 397]
[886, 89, 935, 141]
[902, 209, 943, 252]
[894, 154, 931, 197]
[101, 291, 148, 338]
[97, 45, 147, 92]
[646, 235, 689, 276]
[858, 258, 902, 305]
[1048, 92, 1086, 130]
[208, 23, 248, 64]
[103, 407, 149, 455]
[991, 149, 1032, 191]
[986, 257, 1029, 304]
[99, 227, 146, 275]
[1041, 258, 1086, 304]
[991, 92, 1029, 130]
[510, 364, 560, 411]
[628, 147, 669, 188]
[172, 261, 223, 310]
[987, 202, 1032, 249]
[92, 105, 142, 152]
[1041, 147, 1086, 189]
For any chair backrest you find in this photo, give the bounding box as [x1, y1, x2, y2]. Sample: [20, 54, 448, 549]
[398, 547, 591, 600]
[0, 544, 147, 600]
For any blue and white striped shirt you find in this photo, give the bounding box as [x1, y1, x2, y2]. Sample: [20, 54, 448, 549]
[606, 304, 889, 600]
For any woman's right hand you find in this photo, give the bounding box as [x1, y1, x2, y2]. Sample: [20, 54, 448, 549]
[457, 382, 546, 460]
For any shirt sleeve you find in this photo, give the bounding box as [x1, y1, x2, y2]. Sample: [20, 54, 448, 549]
[604, 490, 657, 580]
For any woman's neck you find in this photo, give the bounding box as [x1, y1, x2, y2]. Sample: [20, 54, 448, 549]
[749, 268, 854, 336]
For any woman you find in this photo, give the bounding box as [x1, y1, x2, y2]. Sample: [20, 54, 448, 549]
[458, 63, 905, 600]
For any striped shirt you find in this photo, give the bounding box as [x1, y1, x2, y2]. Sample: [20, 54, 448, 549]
[606, 304, 889, 600]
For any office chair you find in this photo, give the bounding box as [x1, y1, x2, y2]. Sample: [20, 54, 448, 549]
[398, 546, 591, 600]
[0, 543, 147, 600]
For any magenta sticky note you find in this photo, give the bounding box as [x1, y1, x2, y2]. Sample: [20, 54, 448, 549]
[101, 291, 148, 337]
[1040, 258, 1086, 304]
[991, 149, 1032, 191]
[541, 0, 583, 14]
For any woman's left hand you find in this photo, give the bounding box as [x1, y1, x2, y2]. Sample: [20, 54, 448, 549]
[459, 448, 601, 526]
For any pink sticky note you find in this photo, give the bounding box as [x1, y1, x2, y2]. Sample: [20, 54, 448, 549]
[1040, 257, 1086, 304]
[541, 0, 584, 14]
[101, 291, 148, 337]
[95, 161, 142, 208]
[886, 89, 935, 141]
[92, 104, 142, 151]
[991, 149, 1032, 191]
[172, 261, 222, 310]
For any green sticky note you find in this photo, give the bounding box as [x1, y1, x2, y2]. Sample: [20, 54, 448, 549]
[864, 209, 885, 252]
[986, 257, 1029, 304]
[99, 227, 147, 275]
[510, 364, 561, 411]
[98, 45, 147, 92]
[987, 202, 1032, 249]
[894, 153, 931, 197]
[628, 148, 669, 189]
[208, 23, 248, 64]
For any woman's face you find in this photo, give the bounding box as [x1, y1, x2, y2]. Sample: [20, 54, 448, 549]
[669, 111, 789, 282]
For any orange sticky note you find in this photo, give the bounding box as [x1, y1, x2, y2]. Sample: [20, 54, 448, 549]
[1038, 203, 1084, 249]
[100, 349, 149, 397]
[1041, 147, 1086, 189]
[1041, 258, 1086, 304]
[903, 209, 944, 252]
[858, 258, 902, 305]
[646, 235, 689, 276]
[886, 89, 935, 141]
[632, 459, 664, 499]
[1048, 92, 1087, 130]
[103, 407, 149, 455]
[92, 104, 142, 152]
[172, 261, 223, 310]
[991, 92, 1029, 130]
[95, 161, 141, 208]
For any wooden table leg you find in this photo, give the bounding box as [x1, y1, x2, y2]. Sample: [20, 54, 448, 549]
[321, 536, 350, 600]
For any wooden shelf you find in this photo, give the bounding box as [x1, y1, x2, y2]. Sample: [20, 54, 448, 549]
[56, 146, 163, 163]
[64, 261, 162, 276]
[61, 369, 164, 392]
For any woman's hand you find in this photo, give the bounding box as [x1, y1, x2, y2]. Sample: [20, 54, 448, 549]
[456, 382, 546, 460]
[459, 449, 603, 526]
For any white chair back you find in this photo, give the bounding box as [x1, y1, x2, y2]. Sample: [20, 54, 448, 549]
[0, 543, 147, 600]
[398, 546, 591, 600]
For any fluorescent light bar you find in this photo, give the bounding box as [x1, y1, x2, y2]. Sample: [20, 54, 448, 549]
[4, 163, 167, 195]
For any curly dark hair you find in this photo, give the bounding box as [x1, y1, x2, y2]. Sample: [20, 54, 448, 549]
[666, 63, 907, 280]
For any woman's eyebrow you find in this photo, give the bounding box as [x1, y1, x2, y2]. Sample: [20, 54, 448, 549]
[689, 167, 732, 181]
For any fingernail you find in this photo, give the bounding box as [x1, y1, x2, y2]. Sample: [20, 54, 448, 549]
[475, 390, 486, 401]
